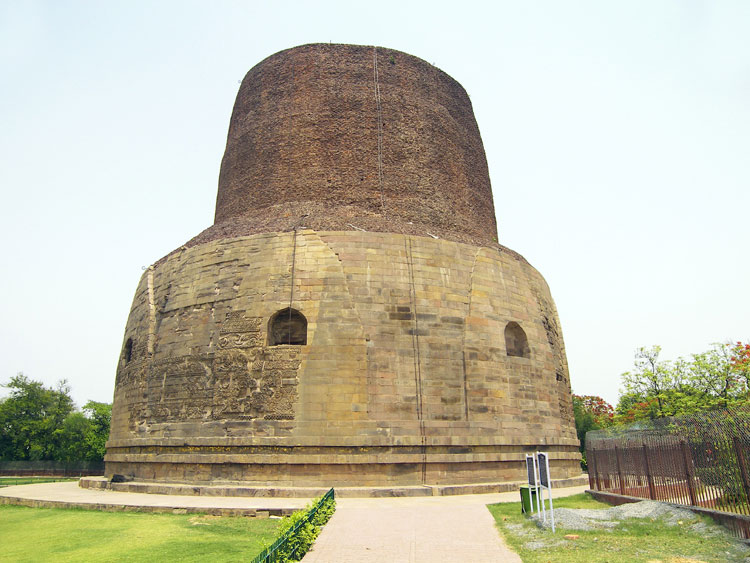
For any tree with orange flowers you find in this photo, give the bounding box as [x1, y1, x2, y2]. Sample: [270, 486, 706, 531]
[616, 342, 750, 422]
[572, 394, 614, 468]
[731, 341, 750, 391]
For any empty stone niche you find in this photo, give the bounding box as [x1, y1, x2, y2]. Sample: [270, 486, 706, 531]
[268, 308, 307, 346]
[505, 322, 530, 358]
[122, 338, 133, 363]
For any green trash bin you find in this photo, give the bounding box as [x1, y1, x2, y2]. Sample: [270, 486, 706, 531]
[520, 485, 538, 515]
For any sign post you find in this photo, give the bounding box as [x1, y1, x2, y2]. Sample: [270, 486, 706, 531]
[536, 451, 555, 532]
[525, 454, 542, 514]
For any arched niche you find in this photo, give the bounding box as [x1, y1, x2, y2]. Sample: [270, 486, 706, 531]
[268, 308, 308, 346]
[505, 322, 530, 358]
[123, 338, 133, 363]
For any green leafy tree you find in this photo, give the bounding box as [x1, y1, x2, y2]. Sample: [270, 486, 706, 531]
[687, 343, 744, 409]
[619, 346, 675, 418]
[573, 394, 613, 469]
[54, 412, 91, 462]
[0, 374, 110, 462]
[0, 374, 74, 460]
[81, 401, 112, 461]
[616, 343, 750, 423]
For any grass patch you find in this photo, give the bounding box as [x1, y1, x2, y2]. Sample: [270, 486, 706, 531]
[0, 504, 281, 562]
[0, 477, 78, 487]
[488, 493, 750, 563]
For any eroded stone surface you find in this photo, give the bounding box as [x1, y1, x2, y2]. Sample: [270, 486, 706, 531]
[108, 231, 579, 486]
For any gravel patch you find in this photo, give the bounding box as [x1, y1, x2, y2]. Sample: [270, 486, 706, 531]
[616, 500, 695, 524]
[533, 501, 698, 531]
[523, 540, 549, 550]
[505, 522, 535, 537]
[523, 539, 567, 551]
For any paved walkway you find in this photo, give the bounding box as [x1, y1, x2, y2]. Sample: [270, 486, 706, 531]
[0, 481, 589, 561]
[303, 485, 589, 562]
[0, 481, 310, 515]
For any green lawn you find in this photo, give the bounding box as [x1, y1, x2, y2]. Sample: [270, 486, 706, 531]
[488, 493, 750, 563]
[0, 477, 78, 487]
[0, 504, 282, 562]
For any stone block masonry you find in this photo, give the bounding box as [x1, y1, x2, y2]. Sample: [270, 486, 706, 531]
[107, 231, 579, 486]
[106, 43, 580, 487]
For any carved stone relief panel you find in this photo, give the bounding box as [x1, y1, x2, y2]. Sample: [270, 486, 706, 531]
[256, 346, 302, 420]
[220, 311, 263, 334]
[142, 358, 213, 424]
[218, 312, 263, 350]
[125, 309, 305, 429]
[212, 349, 252, 418]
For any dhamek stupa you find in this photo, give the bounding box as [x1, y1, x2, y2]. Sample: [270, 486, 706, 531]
[105, 44, 580, 488]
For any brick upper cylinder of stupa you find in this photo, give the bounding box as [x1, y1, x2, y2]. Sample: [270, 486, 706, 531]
[214, 43, 498, 246]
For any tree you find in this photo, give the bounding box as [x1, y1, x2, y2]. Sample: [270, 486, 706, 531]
[688, 343, 745, 409]
[81, 401, 111, 461]
[730, 341, 750, 392]
[0, 374, 111, 462]
[616, 342, 750, 423]
[41, 402, 111, 462]
[619, 346, 676, 419]
[0, 374, 74, 460]
[54, 412, 91, 462]
[573, 394, 614, 469]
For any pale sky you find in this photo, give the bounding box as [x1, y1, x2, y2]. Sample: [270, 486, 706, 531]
[1, 1, 748, 409]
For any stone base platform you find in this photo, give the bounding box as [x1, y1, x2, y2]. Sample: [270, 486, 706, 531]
[0, 481, 308, 517]
[80, 474, 589, 498]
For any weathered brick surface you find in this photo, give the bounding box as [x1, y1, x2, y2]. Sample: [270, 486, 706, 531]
[203, 43, 498, 250]
[108, 232, 579, 486]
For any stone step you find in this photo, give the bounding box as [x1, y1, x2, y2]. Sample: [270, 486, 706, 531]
[80, 474, 589, 498]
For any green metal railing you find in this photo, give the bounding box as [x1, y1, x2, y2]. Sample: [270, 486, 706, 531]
[252, 487, 335, 563]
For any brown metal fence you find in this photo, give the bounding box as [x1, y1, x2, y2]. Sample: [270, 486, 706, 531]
[586, 405, 750, 537]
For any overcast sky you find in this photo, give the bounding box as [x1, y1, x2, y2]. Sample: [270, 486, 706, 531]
[1, 1, 748, 408]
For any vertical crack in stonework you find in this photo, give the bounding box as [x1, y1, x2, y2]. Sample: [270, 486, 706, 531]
[146, 266, 156, 358]
[319, 233, 367, 340]
[461, 246, 482, 421]
[287, 229, 298, 342]
[404, 235, 427, 482]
